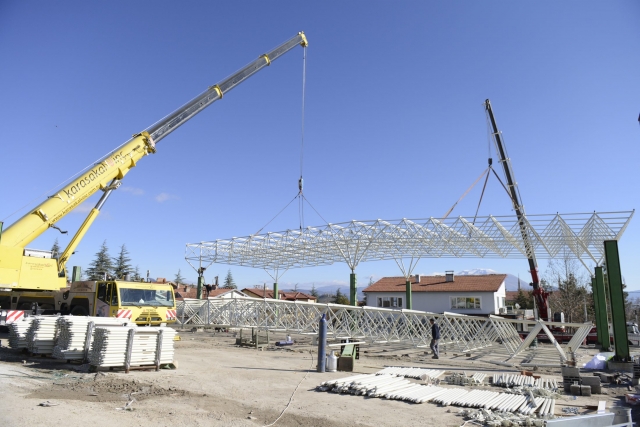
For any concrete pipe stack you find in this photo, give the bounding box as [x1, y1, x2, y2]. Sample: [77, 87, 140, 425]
[25, 316, 58, 354]
[52, 316, 129, 360]
[8, 317, 34, 349]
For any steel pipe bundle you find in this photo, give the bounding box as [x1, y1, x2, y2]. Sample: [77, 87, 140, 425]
[492, 373, 558, 391]
[8, 317, 34, 349]
[88, 326, 176, 368]
[52, 316, 129, 360]
[446, 372, 486, 385]
[376, 366, 445, 380]
[431, 388, 469, 406]
[25, 316, 58, 354]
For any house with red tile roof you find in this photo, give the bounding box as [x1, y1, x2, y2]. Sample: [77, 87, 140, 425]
[363, 272, 507, 315]
[242, 288, 317, 302]
[175, 285, 248, 301]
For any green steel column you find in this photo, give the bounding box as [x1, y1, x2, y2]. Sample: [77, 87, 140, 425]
[604, 240, 630, 361]
[594, 266, 610, 350]
[197, 275, 203, 299]
[274, 282, 279, 300]
[591, 277, 603, 346]
[350, 273, 357, 306]
[405, 279, 412, 310]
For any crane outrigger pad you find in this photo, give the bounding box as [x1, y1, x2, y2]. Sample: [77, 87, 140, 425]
[186, 211, 633, 272]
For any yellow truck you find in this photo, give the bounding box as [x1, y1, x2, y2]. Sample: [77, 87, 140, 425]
[0, 33, 308, 324]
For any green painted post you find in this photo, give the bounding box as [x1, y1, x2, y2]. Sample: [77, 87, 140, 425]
[594, 266, 610, 350]
[591, 277, 603, 346]
[604, 240, 630, 361]
[197, 275, 203, 299]
[350, 273, 357, 306]
[274, 282, 279, 300]
[405, 279, 412, 310]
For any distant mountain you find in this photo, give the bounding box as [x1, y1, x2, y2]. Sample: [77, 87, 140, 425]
[456, 268, 499, 276]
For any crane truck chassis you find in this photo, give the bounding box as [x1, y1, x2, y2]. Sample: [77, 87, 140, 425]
[0, 33, 308, 326]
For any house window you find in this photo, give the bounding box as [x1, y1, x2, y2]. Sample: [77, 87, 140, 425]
[450, 296, 481, 309]
[389, 297, 403, 308]
[377, 297, 402, 308]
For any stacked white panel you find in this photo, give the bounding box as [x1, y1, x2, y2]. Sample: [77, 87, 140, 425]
[8, 317, 34, 349]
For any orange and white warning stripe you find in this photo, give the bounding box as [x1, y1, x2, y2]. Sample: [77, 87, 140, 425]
[116, 309, 132, 319]
[165, 309, 177, 320]
[5, 310, 25, 324]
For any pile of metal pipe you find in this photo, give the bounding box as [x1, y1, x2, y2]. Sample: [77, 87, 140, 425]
[492, 373, 558, 390]
[446, 372, 486, 385]
[430, 388, 470, 406]
[8, 317, 34, 349]
[52, 316, 129, 360]
[88, 326, 176, 368]
[318, 374, 556, 416]
[376, 366, 445, 380]
[25, 316, 58, 354]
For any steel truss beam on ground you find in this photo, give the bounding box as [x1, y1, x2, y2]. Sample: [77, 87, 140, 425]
[176, 297, 591, 363]
[186, 212, 633, 271]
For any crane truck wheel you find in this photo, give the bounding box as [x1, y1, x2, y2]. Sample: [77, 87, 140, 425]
[70, 306, 88, 316]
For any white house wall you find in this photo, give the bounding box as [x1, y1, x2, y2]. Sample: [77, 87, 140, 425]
[365, 283, 506, 315]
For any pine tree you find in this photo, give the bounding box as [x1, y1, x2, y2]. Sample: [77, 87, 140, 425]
[223, 269, 236, 289]
[133, 265, 141, 281]
[112, 244, 133, 280]
[51, 238, 61, 258]
[310, 283, 319, 298]
[174, 269, 185, 285]
[333, 288, 350, 305]
[85, 240, 114, 280]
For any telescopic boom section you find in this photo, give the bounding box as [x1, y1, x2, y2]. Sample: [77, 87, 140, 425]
[484, 99, 550, 321]
[1, 32, 308, 250]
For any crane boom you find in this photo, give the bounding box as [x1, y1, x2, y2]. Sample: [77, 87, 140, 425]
[0, 32, 307, 291]
[484, 99, 550, 321]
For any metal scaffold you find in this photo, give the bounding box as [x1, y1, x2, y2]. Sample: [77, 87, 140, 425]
[175, 297, 592, 363]
[186, 211, 633, 272]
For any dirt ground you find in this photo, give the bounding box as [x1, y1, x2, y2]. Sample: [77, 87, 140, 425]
[0, 328, 636, 427]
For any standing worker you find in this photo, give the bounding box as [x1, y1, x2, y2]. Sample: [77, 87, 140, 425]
[430, 318, 440, 359]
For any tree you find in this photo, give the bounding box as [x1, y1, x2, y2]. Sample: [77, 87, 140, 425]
[133, 265, 141, 281]
[310, 283, 319, 298]
[85, 240, 114, 280]
[51, 238, 61, 258]
[174, 269, 186, 285]
[112, 244, 133, 280]
[292, 283, 299, 292]
[515, 289, 533, 309]
[544, 258, 591, 323]
[223, 269, 236, 289]
[333, 288, 350, 305]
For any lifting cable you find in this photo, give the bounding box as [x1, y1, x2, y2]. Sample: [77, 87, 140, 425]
[443, 102, 525, 223]
[298, 46, 307, 230]
[254, 46, 323, 236]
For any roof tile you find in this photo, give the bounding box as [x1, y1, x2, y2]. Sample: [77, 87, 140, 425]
[363, 274, 506, 293]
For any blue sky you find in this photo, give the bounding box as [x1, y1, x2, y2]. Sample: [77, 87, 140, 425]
[1, 1, 639, 290]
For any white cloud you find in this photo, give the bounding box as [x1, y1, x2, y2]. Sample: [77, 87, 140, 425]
[72, 202, 93, 214]
[155, 192, 179, 203]
[120, 186, 144, 196]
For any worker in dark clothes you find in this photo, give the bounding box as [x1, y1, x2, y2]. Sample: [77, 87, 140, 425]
[430, 318, 440, 359]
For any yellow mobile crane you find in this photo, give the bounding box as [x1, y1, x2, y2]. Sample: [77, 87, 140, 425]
[0, 32, 308, 325]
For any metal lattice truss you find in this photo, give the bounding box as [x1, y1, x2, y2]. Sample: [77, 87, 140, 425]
[175, 297, 592, 363]
[186, 212, 633, 271]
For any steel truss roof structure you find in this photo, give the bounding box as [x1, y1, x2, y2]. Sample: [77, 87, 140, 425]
[186, 211, 633, 271]
[175, 297, 592, 363]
